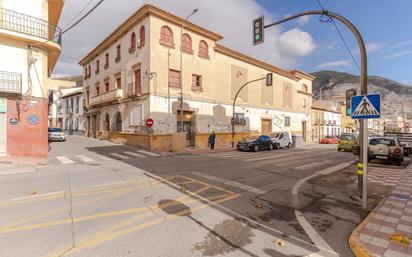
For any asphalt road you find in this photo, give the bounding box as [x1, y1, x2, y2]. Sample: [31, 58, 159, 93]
[0, 136, 407, 257]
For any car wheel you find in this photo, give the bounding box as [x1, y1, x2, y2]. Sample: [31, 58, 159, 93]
[269, 144, 273, 151]
[275, 143, 280, 150]
[254, 145, 259, 152]
[287, 143, 292, 148]
[337, 148, 341, 152]
[396, 161, 401, 166]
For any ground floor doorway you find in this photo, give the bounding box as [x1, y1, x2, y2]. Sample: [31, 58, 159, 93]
[177, 111, 195, 147]
[302, 121, 307, 142]
[261, 119, 272, 134]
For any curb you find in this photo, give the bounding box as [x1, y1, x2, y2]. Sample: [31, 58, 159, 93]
[348, 188, 397, 257]
[348, 209, 374, 257]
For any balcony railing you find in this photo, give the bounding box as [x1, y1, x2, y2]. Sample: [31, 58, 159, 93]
[89, 89, 123, 106]
[127, 82, 142, 97]
[0, 71, 21, 94]
[0, 7, 62, 45]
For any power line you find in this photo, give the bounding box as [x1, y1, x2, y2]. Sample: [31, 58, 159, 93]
[61, 0, 105, 35]
[316, 0, 360, 71]
[61, 0, 97, 31]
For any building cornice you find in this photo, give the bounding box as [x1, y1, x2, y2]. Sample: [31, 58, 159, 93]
[290, 70, 316, 81]
[311, 106, 341, 114]
[214, 44, 301, 82]
[79, 4, 223, 66]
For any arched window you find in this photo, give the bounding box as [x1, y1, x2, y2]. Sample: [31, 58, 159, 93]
[139, 26, 145, 46]
[198, 40, 209, 58]
[130, 32, 136, 51]
[181, 33, 192, 53]
[114, 112, 122, 132]
[160, 26, 174, 47]
[302, 84, 308, 92]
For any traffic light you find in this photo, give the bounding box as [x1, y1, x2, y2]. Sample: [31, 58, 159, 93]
[346, 88, 357, 116]
[266, 73, 273, 86]
[253, 16, 264, 45]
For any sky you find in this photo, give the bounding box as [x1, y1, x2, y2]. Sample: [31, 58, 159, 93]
[53, 0, 412, 85]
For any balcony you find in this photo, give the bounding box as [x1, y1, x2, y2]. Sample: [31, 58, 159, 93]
[89, 89, 123, 107]
[127, 82, 142, 97]
[0, 7, 62, 45]
[0, 71, 21, 94]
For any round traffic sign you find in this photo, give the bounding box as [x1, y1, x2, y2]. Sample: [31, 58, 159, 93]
[146, 118, 154, 128]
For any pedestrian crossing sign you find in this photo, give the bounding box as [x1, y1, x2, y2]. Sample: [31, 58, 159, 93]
[351, 94, 381, 119]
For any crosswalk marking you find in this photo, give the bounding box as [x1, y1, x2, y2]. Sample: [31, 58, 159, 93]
[259, 151, 332, 166]
[56, 156, 74, 164]
[75, 155, 95, 163]
[124, 151, 145, 158]
[137, 150, 160, 157]
[295, 160, 332, 170]
[108, 153, 129, 160]
[243, 153, 292, 162]
[97, 155, 113, 161]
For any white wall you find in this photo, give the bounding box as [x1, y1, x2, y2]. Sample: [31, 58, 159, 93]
[2, 0, 45, 20]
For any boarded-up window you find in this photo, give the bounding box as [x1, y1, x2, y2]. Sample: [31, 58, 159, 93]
[231, 65, 247, 102]
[130, 104, 143, 125]
[283, 82, 292, 108]
[261, 75, 273, 105]
[169, 69, 180, 88]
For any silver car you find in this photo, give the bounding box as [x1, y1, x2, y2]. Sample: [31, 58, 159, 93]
[368, 137, 404, 166]
[48, 128, 66, 142]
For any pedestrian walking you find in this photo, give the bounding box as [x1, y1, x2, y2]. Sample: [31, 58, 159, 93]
[208, 131, 216, 151]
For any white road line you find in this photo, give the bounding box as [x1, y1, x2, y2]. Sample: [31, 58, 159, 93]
[92, 181, 125, 187]
[290, 162, 351, 256]
[295, 160, 332, 170]
[243, 153, 292, 162]
[206, 151, 252, 157]
[56, 156, 74, 164]
[109, 153, 128, 160]
[142, 168, 320, 256]
[10, 191, 65, 201]
[124, 151, 145, 158]
[137, 150, 160, 157]
[75, 155, 95, 163]
[191, 172, 266, 195]
[97, 155, 113, 161]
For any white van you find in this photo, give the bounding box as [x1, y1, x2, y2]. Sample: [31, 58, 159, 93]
[270, 132, 292, 149]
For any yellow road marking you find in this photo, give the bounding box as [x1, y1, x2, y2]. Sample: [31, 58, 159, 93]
[46, 192, 240, 257]
[0, 185, 211, 234]
[0, 176, 177, 208]
[2, 189, 131, 229]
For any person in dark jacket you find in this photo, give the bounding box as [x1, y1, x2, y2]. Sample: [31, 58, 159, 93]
[208, 131, 216, 151]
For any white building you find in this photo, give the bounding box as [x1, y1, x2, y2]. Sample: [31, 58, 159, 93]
[60, 88, 84, 135]
[311, 101, 342, 141]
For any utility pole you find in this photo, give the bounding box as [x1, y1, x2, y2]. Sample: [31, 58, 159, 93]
[261, 10, 368, 208]
[401, 101, 406, 132]
[179, 8, 198, 132]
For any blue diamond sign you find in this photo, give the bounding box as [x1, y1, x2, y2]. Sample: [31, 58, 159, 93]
[351, 94, 381, 119]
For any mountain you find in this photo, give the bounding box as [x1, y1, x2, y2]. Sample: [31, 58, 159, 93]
[309, 71, 412, 116]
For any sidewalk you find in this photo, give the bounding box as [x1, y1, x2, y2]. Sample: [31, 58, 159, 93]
[0, 156, 46, 174]
[350, 163, 412, 257]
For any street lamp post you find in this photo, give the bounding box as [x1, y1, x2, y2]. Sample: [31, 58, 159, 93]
[264, 10, 368, 208]
[319, 84, 328, 100]
[179, 8, 198, 132]
[231, 77, 267, 148]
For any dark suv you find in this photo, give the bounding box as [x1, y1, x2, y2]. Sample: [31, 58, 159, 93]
[237, 135, 272, 152]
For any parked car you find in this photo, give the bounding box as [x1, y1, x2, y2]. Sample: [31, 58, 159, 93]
[368, 137, 404, 166]
[48, 128, 66, 142]
[269, 131, 292, 149]
[338, 133, 358, 151]
[320, 136, 338, 144]
[237, 135, 272, 152]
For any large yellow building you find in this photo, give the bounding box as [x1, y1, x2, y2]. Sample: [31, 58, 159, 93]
[80, 4, 314, 150]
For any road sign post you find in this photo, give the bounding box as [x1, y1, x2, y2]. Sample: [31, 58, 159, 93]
[146, 118, 154, 151]
[352, 94, 381, 209]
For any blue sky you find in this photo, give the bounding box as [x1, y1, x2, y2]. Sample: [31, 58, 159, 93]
[256, 0, 412, 84]
[55, 0, 411, 85]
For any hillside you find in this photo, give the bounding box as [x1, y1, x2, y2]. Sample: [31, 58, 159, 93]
[309, 71, 412, 116]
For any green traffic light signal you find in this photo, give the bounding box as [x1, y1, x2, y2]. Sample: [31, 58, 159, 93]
[253, 16, 264, 45]
[255, 34, 260, 40]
